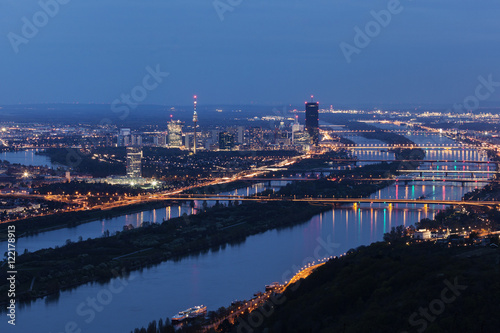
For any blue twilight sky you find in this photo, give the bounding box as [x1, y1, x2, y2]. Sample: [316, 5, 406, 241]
[1, 0, 500, 107]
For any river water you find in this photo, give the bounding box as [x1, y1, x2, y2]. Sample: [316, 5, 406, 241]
[1, 134, 495, 333]
[0, 149, 55, 168]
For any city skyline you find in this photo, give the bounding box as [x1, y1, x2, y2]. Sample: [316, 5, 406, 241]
[2, 1, 500, 332]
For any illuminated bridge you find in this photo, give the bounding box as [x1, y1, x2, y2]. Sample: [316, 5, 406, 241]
[335, 143, 480, 150]
[398, 170, 497, 174]
[238, 177, 495, 183]
[162, 194, 500, 207]
[326, 159, 497, 165]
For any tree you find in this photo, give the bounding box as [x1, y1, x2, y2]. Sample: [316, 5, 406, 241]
[383, 226, 407, 243]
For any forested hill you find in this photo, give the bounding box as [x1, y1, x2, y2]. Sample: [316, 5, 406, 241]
[232, 241, 500, 333]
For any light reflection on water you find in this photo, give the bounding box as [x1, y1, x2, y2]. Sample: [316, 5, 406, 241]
[0, 149, 56, 167]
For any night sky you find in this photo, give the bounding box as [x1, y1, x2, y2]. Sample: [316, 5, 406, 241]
[1, 0, 500, 107]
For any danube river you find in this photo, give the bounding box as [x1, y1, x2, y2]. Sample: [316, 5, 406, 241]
[0, 149, 55, 167]
[0, 134, 495, 333]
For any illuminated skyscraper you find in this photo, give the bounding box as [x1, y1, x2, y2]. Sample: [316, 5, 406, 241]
[168, 120, 184, 148]
[305, 96, 319, 145]
[193, 95, 198, 154]
[126, 147, 142, 178]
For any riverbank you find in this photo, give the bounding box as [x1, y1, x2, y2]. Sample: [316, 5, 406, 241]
[0, 200, 172, 242]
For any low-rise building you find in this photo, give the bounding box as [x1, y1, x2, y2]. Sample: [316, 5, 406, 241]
[414, 229, 432, 240]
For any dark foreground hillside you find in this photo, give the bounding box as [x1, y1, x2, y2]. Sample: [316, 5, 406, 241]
[232, 241, 500, 333]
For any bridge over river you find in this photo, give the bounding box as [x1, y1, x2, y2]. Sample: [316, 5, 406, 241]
[161, 194, 500, 208]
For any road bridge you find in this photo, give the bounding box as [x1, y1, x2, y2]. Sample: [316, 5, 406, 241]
[162, 194, 500, 207]
[240, 177, 494, 183]
[326, 159, 496, 164]
[396, 170, 498, 178]
[338, 144, 478, 150]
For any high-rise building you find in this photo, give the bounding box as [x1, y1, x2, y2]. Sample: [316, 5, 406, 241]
[247, 127, 263, 149]
[126, 147, 143, 178]
[219, 132, 235, 150]
[193, 95, 198, 154]
[118, 128, 131, 147]
[168, 120, 183, 147]
[184, 133, 192, 150]
[294, 131, 312, 150]
[237, 126, 244, 144]
[154, 133, 167, 147]
[305, 97, 319, 146]
[291, 115, 301, 144]
[131, 134, 142, 147]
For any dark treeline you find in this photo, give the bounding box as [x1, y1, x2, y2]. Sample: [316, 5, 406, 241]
[425, 121, 500, 132]
[129, 318, 176, 333]
[34, 181, 146, 196]
[42, 148, 126, 177]
[287, 150, 352, 171]
[186, 180, 253, 195]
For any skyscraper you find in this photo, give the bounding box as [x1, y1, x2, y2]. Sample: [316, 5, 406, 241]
[126, 147, 143, 178]
[193, 95, 198, 154]
[168, 120, 183, 148]
[237, 126, 244, 145]
[305, 96, 319, 146]
[219, 132, 235, 150]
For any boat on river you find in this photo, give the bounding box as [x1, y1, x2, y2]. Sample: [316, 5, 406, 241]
[265, 282, 280, 291]
[171, 305, 207, 322]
